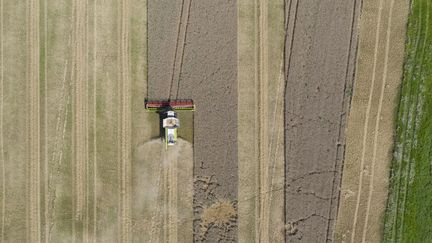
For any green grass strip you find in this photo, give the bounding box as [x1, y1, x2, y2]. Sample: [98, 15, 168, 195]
[383, 0, 432, 242]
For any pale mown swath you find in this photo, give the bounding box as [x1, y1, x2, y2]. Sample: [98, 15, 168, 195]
[334, 0, 409, 242]
[238, 0, 285, 242]
[132, 138, 193, 243]
[27, 0, 41, 242]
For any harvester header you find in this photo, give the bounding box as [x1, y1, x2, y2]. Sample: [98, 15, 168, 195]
[144, 99, 195, 111]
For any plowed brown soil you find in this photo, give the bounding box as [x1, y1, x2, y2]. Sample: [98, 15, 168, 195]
[284, 0, 360, 242]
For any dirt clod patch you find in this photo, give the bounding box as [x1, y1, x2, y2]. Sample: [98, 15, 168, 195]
[198, 200, 237, 241]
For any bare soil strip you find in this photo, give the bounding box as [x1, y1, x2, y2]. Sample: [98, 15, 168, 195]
[334, 0, 409, 242]
[27, 0, 41, 241]
[238, 0, 285, 242]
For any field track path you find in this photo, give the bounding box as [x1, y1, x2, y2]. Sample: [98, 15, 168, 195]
[27, 0, 41, 242]
[350, 0, 384, 240]
[361, 0, 396, 241]
[334, 0, 409, 241]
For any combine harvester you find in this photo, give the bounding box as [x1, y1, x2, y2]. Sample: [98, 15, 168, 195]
[145, 99, 195, 148]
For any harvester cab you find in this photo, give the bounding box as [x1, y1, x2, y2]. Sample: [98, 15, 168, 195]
[144, 99, 194, 148]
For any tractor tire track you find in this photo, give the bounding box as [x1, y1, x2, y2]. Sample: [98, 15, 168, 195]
[168, 0, 185, 100]
[174, 0, 192, 99]
[119, 0, 131, 241]
[350, 0, 384, 240]
[168, 0, 192, 100]
[27, 0, 41, 241]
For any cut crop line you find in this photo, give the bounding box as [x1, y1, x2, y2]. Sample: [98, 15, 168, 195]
[84, 0, 90, 241]
[0, 0, 4, 241]
[119, 0, 131, 242]
[74, 0, 87, 224]
[326, 0, 358, 241]
[43, 0, 49, 241]
[392, 1, 423, 240]
[27, 0, 41, 242]
[115, 5, 120, 242]
[92, 0, 97, 242]
[398, 1, 429, 239]
[361, 0, 395, 241]
[71, 0, 76, 238]
[350, 0, 384, 241]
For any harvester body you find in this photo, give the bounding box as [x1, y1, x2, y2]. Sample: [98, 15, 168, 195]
[163, 111, 179, 146]
[144, 99, 194, 147]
